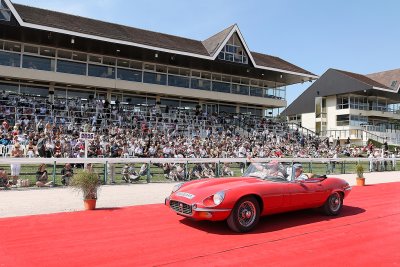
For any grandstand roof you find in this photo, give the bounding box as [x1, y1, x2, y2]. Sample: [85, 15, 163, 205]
[282, 68, 400, 116]
[366, 68, 400, 91]
[8, 1, 317, 79]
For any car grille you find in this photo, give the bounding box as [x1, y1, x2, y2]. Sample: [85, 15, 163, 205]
[170, 200, 192, 215]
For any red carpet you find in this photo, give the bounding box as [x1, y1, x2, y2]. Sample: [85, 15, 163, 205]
[1, 183, 400, 267]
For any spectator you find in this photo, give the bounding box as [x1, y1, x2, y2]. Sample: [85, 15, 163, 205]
[36, 164, 53, 187]
[61, 163, 74, 186]
[10, 143, 23, 185]
[0, 167, 9, 188]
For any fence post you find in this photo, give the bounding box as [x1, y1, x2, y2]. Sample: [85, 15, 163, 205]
[216, 161, 220, 178]
[185, 161, 188, 180]
[326, 161, 329, 174]
[104, 161, 108, 184]
[146, 162, 151, 183]
[52, 160, 56, 185]
[343, 161, 346, 174]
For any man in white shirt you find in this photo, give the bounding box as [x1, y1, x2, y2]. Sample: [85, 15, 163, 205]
[293, 164, 308, 181]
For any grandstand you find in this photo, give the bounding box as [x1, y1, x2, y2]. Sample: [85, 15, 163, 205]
[1, 1, 399, 189]
[0, 0, 316, 121]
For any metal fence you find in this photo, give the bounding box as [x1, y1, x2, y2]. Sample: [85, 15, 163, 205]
[0, 157, 398, 188]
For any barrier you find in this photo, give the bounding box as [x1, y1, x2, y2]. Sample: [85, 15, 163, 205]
[0, 157, 398, 187]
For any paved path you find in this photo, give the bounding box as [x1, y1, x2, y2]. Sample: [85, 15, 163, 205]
[1, 171, 399, 218]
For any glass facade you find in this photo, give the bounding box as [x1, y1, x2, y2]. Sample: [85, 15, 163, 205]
[213, 81, 231, 93]
[337, 95, 400, 113]
[88, 64, 115, 79]
[168, 75, 190, 88]
[143, 72, 167, 85]
[57, 60, 86, 75]
[22, 55, 54, 71]
[191, 78, 211, 90]
[337, 114, 368, 127]
[117, 68, 142, 82]
[0, 51, 20, 67]
[20, 85, 49, 97]
[0, 38, 289, 107]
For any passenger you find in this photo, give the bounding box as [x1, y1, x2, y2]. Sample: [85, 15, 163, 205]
[293, 163, 308, 181]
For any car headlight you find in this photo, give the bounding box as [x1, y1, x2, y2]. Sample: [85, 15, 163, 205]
[172, 182, 184, 193]
[213, 191, 225, 205]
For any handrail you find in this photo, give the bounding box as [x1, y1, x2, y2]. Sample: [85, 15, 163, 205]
[0, 157, 397, 165]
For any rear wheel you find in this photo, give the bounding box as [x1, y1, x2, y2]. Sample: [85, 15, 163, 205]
[227, 196, 260, 233]
[323, 192, 343, 215]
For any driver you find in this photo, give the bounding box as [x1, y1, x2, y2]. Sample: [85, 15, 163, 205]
[293, 163, 308, 181]
[247, 156, 284, 178]
[264, 160, 284, 177]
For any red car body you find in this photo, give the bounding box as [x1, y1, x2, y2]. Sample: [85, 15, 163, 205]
[165, 175, 351, 231]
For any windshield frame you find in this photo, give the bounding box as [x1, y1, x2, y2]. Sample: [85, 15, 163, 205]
[243, 162, 293, 182]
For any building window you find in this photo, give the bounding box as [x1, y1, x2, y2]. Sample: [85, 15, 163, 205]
[219, 104, 236, 114]
[57, 60, 86, 75]
[20, 85, 48, 97]
[336, 96, 349, 109]
[0, 0, 11, 21]
[191, 78, 211, 90]
[117, 68, 142, 82]
[0, 82, 18, 93]
[168, 75, 190, 88]
[88, 64, 115, 79]
[336, 114, 349, 126]
[0, 51, 20, 67]
[22, 55, 54, 71]
[218, 34, 249, 64]
[212, 81, 231, 93]
[143, 72, 166, 85]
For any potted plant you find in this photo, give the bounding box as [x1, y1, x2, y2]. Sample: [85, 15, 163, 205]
[70, 170, 101, 210]
[355, 164, 365, 186]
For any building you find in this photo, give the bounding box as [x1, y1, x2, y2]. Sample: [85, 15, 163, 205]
[0, 0, 316, 120]
[284, 68, 400, 145]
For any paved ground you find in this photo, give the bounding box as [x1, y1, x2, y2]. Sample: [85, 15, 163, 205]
[1, 171, 399, 218]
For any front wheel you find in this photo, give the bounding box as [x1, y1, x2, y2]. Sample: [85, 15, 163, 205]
[323, 192, 343, 216]
[227, 196, 260, 233]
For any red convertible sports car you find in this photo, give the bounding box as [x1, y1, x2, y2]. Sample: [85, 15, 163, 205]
[165, 162, 352, 232]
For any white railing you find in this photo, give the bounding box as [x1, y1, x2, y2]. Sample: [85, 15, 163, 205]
[0, 156, 397, 165]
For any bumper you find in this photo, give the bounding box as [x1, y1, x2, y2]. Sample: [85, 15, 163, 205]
[344, 186, 352, 198]
[165, 197, 231, 221]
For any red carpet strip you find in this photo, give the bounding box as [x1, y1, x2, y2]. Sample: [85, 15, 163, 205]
[0, 182, 399, 267]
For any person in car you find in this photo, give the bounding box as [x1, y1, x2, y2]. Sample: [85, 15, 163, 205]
[246, 156, 284, 178]
[293, 163, 309, 181]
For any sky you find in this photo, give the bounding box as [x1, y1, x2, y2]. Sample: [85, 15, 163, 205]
[12, 0, 400, 105]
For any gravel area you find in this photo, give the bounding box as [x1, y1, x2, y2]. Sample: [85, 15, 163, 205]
[1, 171, 399, 218]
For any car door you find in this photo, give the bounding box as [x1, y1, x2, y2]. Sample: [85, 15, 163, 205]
[260, 182, 286, 215]
[282, 180, 328, 210]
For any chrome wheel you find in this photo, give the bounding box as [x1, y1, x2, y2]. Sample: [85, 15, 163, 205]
[237, 201, 256, 227]
[227, 196, 260, 232]
[329, 192, 341, 212]
[323, 192, 343, 216]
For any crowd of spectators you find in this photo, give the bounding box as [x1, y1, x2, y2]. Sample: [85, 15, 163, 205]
[1, 91, 399, 187]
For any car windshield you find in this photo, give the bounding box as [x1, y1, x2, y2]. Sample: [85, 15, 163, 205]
[243, 162, 292, 181]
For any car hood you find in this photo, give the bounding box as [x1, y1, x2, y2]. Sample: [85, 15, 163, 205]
[174, 177, 264, 201]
